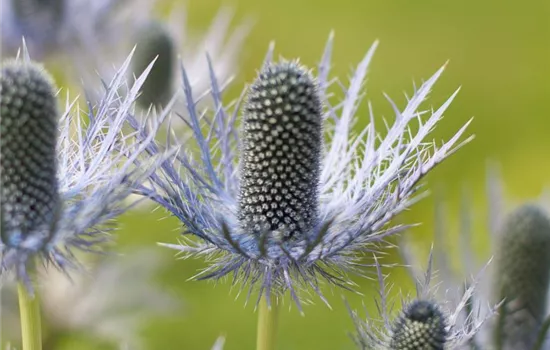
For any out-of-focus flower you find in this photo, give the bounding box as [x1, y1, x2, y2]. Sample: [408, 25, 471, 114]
[1, 248, 178, 348]
[0, 44, 174, 284]
[132, 21, 176, 110]
[493, 204, 550, 350]
[349, 255, 494, 349]
[131, 4, 251, 110]
[402, 165, 550, 349]
[0, 0, 152, 60]
[1, 0, 250, 111]
[128, 34, 472, 309]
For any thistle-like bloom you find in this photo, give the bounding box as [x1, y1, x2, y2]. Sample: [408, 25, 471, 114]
[389, 300, 448, 350]
[1, 0, 249, 113]
[402, 166, 550, 349]
[493, 204, 550, 349]
[349, 256, 492, 349]
[129, 35, 472, 307]
[0, 46, 172, 283]
[124, 6, 251, 123]
[132, 21, 176, 109]
[1, 0, 144, 59]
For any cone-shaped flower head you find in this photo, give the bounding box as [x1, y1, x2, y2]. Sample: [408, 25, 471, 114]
[0, 47, 172, 284]
[350, 256, 493, 350]
[239, 61, 322, 240]
[133, 21, 175, 109]
[493, 204, 550, 349]
[1, 61, 60, 249]
[130, 35, 473, 308]
[389, 300, 447, 350]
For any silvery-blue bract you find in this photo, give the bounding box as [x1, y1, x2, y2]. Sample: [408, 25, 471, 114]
[349, 255, 495, 349]
[129, 34, 473, 308]
[0, 44, 173, 286]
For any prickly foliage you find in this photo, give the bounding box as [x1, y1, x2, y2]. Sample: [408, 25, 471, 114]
[349, 253, 493, 350]
[128, 34, 473, 308]
[0, 46, 174, 285]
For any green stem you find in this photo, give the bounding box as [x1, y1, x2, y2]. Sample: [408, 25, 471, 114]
[17, 278, 42, 350]
[256, 295, 279, 350]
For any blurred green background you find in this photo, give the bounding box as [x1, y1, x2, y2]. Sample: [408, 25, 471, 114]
[3, 0, 550, 349]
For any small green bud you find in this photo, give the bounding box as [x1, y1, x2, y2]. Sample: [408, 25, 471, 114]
[132, 21, 175, 109]
[238, 61, 323, 240]
[0, 60, 59, 249]
[493, 204, 550, 349]
[390, 300, 448, 350]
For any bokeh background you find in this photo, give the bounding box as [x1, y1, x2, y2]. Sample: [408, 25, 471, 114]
[1, 0, 549, 349]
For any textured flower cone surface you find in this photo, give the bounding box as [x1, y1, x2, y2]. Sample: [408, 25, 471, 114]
[493, 204, 550, 350]
[389, 300, 448, 350]
[133, 21, 175, 109]
[0, 61, 59, 247]
[238, 61, 322, 241]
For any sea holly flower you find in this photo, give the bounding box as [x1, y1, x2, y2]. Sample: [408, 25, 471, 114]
[0, 0, 152, 60]
[128, 8, 251, 111]
[493, 204, 550, 350]
[402, 166, 550, 349]
[0, 44, 174, 285]
[349, 255, 494, 350]
[128, 34, 473, 308]
[1, 0, 250, 116]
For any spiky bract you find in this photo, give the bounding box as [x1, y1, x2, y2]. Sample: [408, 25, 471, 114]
[390, 300, 447, 350]
[400, 167, 550, 350]
[1, 61, 60, 250]
[0, 48, 173, 284]
[350, 257, 491, 350]
[133, 21, 175, 109]
[130, 34, 472, 308]
[493, 204, 550, 349]
[239, 61, 322, 241]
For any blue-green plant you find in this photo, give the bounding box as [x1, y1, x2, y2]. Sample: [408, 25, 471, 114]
[127, 33, 472, 308]
[349, 254, 493, 350]
[389, 300, 448, 350]
[132, 21, 175, 109]
[0, 44, 173, 348]
[402, 166, 550, 350]
[493, 204, 550, 350]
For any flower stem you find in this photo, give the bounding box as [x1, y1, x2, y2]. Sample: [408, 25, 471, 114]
[256, 295, 279, 350]
[17, 278, 42, 350]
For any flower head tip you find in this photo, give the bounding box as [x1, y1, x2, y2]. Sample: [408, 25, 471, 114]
[1, 60, 60, 252]
[239, 61, 322, 241]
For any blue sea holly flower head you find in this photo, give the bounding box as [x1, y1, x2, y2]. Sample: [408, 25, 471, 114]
[127, 6, 251, 115]
[1, 0, 154, 60]
[407, 166, 550, 349]
[0, 43, 174, 287]
[129, 34, 473, 308]
[349, 254, 495, 349]
[1, 0, 250, 107]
